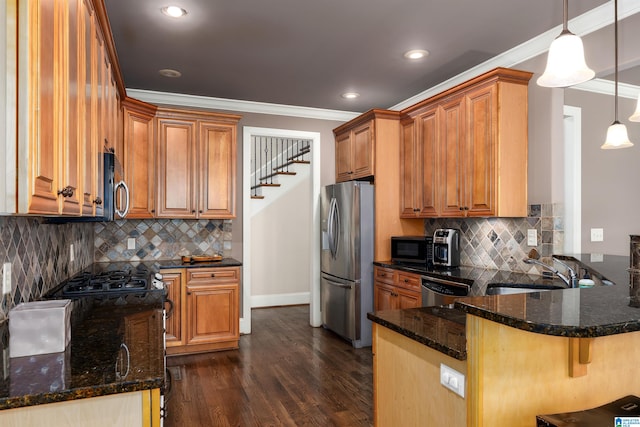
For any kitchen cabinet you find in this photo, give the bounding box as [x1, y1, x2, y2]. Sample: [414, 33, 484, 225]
[164, 266, 240, 355]
[334, 120, 374, 182]
[15, 0, 119, 217]
[156, 108, 240, 219]
[333, 110, 423, 261]
[373, 266, 421, 311]
[399, 106, 439, 217]
[400, 67, 532, 218]
[122, 98, 157, 218]
[162, 269, 183, 347]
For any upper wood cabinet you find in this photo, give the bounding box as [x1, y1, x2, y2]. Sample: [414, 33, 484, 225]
[333, 110, 424, 261]
[122, 98, 157, 218]
[15, 0, 120, 217]
[335, 120, 374, 182]
[400, 67, 533, 218]
[156, 108, 240, 219]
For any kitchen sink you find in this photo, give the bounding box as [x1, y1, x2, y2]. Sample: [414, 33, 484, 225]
[485, 283, 566, 295]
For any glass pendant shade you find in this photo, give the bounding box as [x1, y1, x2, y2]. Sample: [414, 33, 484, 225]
[537, 32, 595, 87]
[630, 94, 640, 122]
[601, 121, 633, 149]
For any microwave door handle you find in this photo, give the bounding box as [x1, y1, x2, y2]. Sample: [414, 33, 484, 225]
[114, 180, 130, 218]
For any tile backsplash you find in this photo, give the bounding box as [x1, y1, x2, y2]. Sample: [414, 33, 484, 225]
[94, 219, 233, 262]
[424, 203, 563, 274]
[0, 217, 94, 321]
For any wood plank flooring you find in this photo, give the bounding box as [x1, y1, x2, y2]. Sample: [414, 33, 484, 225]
[165, 305, 373, 426]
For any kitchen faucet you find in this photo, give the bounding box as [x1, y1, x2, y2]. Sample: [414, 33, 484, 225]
[523, 249, 578, 288]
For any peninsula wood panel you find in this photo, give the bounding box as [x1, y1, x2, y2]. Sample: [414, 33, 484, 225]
[373, 324, 466, 427]
[466, 315, 640, 427]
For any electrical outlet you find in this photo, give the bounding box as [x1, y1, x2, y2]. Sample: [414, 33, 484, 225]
[127, 238, 136, 250]
[591, 228, 604, 242]
[440, 363, 465, 397]
[70, 244, 75, 262]
[527, 229, 537, 246]
[2, 263, 11, 295]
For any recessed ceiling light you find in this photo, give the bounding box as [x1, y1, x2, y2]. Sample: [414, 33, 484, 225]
[341, 92, 360, 99]
[161, 6, 187, 18]
[158, 69, 182, 78]
[403, 49, 429, 60]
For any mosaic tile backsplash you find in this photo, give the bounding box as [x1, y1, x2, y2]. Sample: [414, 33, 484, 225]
[0, 217, 94, 321]
[94, 219, 233, 262]
[424, 203, 564, 274]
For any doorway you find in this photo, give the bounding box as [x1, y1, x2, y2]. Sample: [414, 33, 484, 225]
[563, 105, 582, 253]
[241, 127, 321, 334]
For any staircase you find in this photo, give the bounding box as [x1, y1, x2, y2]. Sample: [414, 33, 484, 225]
[250, 136, 312, 199]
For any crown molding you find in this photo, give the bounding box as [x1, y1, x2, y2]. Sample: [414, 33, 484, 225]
[125, 89, 360, 122]
[571, 78, 640, 100]
[391, 0, 640, 111]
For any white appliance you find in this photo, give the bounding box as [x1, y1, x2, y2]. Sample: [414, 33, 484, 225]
[320, 181, 374, 348]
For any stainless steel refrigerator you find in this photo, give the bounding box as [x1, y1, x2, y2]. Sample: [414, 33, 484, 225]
[320, 181, 374, 348]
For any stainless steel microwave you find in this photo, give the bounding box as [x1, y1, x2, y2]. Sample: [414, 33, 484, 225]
[391, 236, 433, 266]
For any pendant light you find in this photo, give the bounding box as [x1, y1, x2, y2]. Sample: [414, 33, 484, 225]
[601, 0, 633, 150]
[537, 0, 595, 88]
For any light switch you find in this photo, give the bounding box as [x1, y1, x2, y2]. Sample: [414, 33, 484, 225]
[2, 263, 11, 295]
[127, 238, 136, 250]
[590, 228, 604, 242]
[527, 229, 537, 246]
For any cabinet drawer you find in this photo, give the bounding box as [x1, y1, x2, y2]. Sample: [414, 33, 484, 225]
[396, 272, 421, 291]
[187, 267, 239, 284]
[374, 267, 396, 285]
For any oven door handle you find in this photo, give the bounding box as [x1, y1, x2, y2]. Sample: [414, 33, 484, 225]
[165, 298, 175, 319]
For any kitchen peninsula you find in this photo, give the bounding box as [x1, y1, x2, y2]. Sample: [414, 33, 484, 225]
[369, 255, 640, 426]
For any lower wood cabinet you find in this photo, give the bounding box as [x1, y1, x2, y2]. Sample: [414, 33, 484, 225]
[373, 266, 422, 310]
[163, 266, 240, 355]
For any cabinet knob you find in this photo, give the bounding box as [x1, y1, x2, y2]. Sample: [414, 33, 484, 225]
[151, 209, 155, 213]
[199, 210, 203, 213]
[211, 273, 216, 278]
[459, 207, 464, 211]
[191, 210, 196, 213]
[404, 279, 409, 283]
[93, 197, 103, 205]
[464, 206, 469, 211]
[57, 186, 74, 198]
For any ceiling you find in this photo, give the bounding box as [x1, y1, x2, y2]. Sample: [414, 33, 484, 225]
[105, 0, 614, 113]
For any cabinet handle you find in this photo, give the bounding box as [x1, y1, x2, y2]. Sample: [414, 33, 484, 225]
[199, 210, 203, 213]
[404, 279, 409, 283]
[57, 186, 74, 198]
[464, 206, 469, 211]
[191, 210, 196, 213]
[187, 291, 192, 295]
[151, 209, 155, 213]
[211, 273, 216, 278]
[93, 197, 103, 205]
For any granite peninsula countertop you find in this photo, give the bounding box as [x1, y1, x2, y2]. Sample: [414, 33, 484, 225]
[156, 257, 242, 269]
[370, 255, 639, 359]
[0, 293, 164, 411]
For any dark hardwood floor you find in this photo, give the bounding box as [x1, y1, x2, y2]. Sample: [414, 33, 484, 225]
[165, 305, 374, 426]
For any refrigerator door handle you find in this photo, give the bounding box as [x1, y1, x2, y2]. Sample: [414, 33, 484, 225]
[328, 197, 340, 259]
[324, 278, 353, 290]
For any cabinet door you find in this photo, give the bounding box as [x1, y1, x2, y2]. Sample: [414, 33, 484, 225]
[374, 282, 396, 311]
[123, 103, 156, 218]
[335, 131, 352, 182]
[80, 0, 97, 215]
[156, 118, 197, 218]
[163, 271, 183, 346]
[351, 121, 374, 179]
[399, 120, 418, 217]
[186, 283, 239, 345]
[397, 288, 421, 309]
[199, 121, 236, 219]
[60, 0, 82, 215]
[466, 85, 496, 216]
[439, 96, 466, 217]
[26, 0, 59, 214]
[416, 108, 439, 217]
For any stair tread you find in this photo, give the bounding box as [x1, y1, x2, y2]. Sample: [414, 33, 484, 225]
[251, 195, 265, 199]
[260, 171, 296, 181]
[250, 183, 281, 190]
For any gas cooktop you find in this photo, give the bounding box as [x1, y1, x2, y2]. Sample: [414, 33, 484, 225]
[49, 262, 163, 299]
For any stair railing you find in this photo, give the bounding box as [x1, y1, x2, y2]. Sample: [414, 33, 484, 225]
[251, 136, 311, 198]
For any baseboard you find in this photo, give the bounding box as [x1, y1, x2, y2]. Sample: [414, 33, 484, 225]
[251, 292, 310, 308]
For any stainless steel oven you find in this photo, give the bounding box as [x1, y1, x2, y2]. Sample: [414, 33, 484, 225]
[421, 275, 470, 307]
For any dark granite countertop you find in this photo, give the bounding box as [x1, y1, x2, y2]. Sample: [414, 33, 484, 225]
[371, 255, 638, 357]
[156, 257, 242, 269]
[367, 306, 467, 360]
[0, 292, 164, 411]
